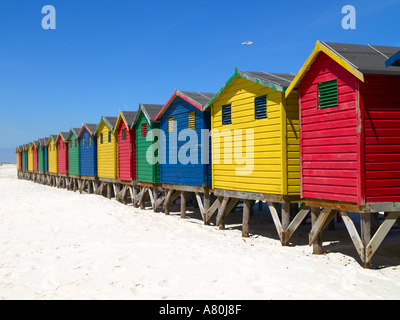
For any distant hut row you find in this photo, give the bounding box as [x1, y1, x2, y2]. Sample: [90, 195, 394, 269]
[15, 41, 400, 268]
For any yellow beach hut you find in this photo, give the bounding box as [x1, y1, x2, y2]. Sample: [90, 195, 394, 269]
[48, 134, 58, 174]
[203, 68, 306, 244]
[94, 116, 118, 180]
[27, 143, 33, 172]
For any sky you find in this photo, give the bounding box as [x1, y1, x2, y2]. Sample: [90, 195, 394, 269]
[0, 0, 399, 161]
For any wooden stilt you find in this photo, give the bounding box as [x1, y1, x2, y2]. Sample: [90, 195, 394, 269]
[242, 199, 251, 237]
[180, 191, 187, 218]
[310, 206, 323, 255]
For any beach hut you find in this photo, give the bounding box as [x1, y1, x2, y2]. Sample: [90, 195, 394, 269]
[77, 123, 98, 178]
[38, 137, 49, 174]
[48, 134, 58, 174]
[56, 132, 69, 175]
[115, 111, 137, 182]
[154, 90, 214, 217]
[67, 128, 81, 177]
[22, 144, 27, 171]
[95, 116, 118, 180]
[133, 104, 163, 209]
[203, 68, 302, 241]
[93, 116, 118, 199]
[32, 140, 39, 172]
[285, 41, 400, 267]
[16, 146, 22, 171]
[27, 143, 33, 172]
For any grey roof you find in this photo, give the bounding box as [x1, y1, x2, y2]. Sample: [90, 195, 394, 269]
[322, 41, 400, 75]
[49, 134, 57, 143]
[180, 91, 215, 107]
[103, 116, 118, 129]
[84, 123, 98, 135]
[42, 137, 49, 145]
[140, 104, 164, 123]
[68, 127, 81, 139]
[238, 71, 296, 87]
[120, 111, 137, 128]
[59, 132, 69, 141]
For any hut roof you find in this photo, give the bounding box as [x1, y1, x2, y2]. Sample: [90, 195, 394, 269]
[134, 104, 164, 126]
[155, 90, 215, 121]
[203, 68, 296, 110]
[285, 40, 400, 97]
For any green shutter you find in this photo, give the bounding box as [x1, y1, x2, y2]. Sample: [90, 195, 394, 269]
[122, 128, 126, 140]
[318, 79, 338, 109]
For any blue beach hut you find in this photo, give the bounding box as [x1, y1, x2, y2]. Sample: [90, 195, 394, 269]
[77, 123, 98, 177]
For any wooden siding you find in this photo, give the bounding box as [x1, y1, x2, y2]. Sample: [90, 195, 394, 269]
[22, 150, 26, 170]
[16, 152, 21, 170]
[97, 121, 118, 179]
[57, 139, 68, 174]
[28, 145, 33, 172]
[33, 144, 38, 172]
[210, 76, 299, 195]
[68, 135, 80, 176]
[38, 146, 46, 173]
[363, 74, 400, 203]
[299, 52, 360, 203]
[80, 128, 97, 177]
[136, 112, 160, 183]
[117, 121, 136, 181]
[160, 96, 211, 187]
[48, 138, 58, 174]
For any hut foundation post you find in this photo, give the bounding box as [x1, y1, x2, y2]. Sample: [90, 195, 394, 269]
[361, 213, 372, 269]
[242, 199, 251, 237]
[107, 183, 112, 199]
[180, 191, 187, 218]
[311, 206, 323, 255]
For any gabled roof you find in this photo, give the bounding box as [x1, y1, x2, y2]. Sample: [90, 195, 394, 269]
[115, 110, 137, 132]
[77, 123, 98, 138]
[203, 68, 296, 111]
[32, 140, 40, 148]
[16, 145, 22, 152]
[23, 144, 28, 151]
[42, 137, 49, 147]
[67, 128, 81, 141]
[133, 104, 163, 126]
[154, 89, 215, 121]
[285, 40, 400, 97]
[94, 116, 118, 134]
[49, 135, 58, 145]
[56, 132, 69, 143]
[385, 50, 400, 67]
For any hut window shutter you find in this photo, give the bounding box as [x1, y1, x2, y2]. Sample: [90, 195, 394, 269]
[89, 136, 92, 146]
[70, 141, 72, 148]
[122, 128, 126, 141]
[222, 104, 232, 125]
[75, 140, 77, 148]
[142, 123, 147, 137]
[100, 133, 103, 144]
[168, 117, 174, 133]
[108, 131, 111, 143]
[318, 79, 338, 109]
[82, 138, 85, 147]
[188, 112, 195, 129]
[255, 95, 267, 119]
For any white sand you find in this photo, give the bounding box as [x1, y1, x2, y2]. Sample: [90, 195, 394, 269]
[0, 164, 399, 300]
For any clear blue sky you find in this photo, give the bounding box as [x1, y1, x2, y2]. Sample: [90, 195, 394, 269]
[0, 0, 399, 160]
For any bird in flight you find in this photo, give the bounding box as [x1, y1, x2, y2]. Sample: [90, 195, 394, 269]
[242, 41, 253, 45]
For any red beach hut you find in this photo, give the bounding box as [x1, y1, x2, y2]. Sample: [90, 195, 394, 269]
[56, 132, 69, 175]
[32, 140, 39, 172]
[115, 110, 137, 181]
[286, 41, 400, 206]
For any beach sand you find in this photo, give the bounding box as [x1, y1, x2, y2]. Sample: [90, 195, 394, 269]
[0, 164, 399, 300]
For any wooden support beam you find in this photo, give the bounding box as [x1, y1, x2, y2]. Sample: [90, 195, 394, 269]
[216, 197, 229, 229]
[309, 207, 323, 254]
[242, 199, 251, 238]
[205, 197, 221, 225]
[180, 191, 187, 218]
[340, 211, 365, 262]
[267, 202, 284, 243]
[284, 204, 311, 245]
[365, 211, 400, 267]
[195, 192, 205, 220]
